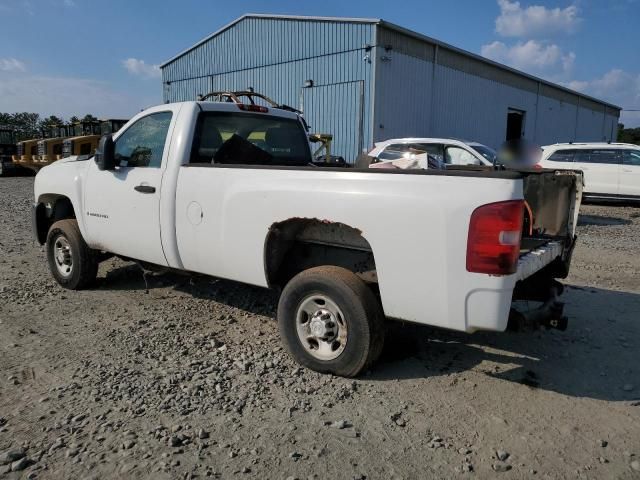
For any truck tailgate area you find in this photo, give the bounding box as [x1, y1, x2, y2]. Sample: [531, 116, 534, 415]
[516, 240, 563, 281]
[515, 169, 582, 281]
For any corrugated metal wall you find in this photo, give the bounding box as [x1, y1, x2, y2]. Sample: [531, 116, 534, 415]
[162, 17, 375, 161]
[373, 26, 619, 149]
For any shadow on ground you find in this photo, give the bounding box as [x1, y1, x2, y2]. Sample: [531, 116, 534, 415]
[578, 214, 631, 227]
[372, 286, 640, 403]
[97, 263, 640, 403]
[98, 262, 278, 317]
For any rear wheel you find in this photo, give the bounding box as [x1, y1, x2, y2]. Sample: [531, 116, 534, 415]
[46, 219, 98, 290]
[277, 266, 385, 377]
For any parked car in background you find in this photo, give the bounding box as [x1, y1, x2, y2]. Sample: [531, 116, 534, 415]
[540, 143, 640, 201]
[367, 138, 496, 168]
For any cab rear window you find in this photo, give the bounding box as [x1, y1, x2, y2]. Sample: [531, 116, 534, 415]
[190, 112, 311, 166]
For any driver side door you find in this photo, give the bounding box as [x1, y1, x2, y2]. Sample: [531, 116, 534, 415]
[83, 110, 174, 266]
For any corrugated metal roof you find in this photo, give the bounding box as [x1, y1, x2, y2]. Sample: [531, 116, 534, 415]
[160, 13, 621, 112]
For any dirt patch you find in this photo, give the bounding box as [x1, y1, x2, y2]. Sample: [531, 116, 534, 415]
[1, 178, 639, 479]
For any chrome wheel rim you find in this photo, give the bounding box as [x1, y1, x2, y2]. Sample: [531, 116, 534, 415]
[295, 294, 347, 361]
[53, 236, 73, 277]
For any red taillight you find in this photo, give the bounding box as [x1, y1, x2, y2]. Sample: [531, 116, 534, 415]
[466, 200, 524, 275]
[237, 104, 269, 113]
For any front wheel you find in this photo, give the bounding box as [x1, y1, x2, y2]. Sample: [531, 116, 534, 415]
[46, 219, 98, 290]
[277, 266, 385, 377]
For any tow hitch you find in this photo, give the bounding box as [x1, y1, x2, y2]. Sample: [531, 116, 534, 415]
[508, 280, 569, 332]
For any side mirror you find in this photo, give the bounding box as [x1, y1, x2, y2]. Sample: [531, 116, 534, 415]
[95, 134, 116, 170]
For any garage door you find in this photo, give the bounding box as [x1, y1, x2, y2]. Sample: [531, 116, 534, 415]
[301, 81, 364, 163]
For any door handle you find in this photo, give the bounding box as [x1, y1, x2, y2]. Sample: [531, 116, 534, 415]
[134, 185, 156, 194]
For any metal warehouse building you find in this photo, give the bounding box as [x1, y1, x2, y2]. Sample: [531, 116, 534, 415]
[160, 14, 621, 162]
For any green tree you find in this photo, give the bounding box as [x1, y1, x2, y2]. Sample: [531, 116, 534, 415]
[617, 123, 640, 145]
[81, 114, 98, 122]
[1, 112, 41, 141]
[39, 115, 64, 127]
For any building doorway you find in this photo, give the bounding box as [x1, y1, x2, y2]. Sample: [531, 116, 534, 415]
[506, 109, 525, 141]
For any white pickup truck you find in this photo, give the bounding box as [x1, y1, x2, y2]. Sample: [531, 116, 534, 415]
[33, 98, 583, 377]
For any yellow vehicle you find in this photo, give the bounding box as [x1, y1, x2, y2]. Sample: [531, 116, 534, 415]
[61, 121, 100, 158]
[14, 138, 41, 168]
[35, 125, 74, 166]
[100, 118, 128, 135]
[62, 119, 127, 158]
[309, 133, 347, 166]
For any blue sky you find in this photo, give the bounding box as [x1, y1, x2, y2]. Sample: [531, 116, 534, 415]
[1, 0, 638, 126]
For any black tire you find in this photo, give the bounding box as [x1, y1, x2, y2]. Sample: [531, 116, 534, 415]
[277, 266, 385, 377]
[46, 219, 98, 290]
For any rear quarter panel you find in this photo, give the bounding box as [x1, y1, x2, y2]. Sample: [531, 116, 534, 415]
[175, 167, 523, 332]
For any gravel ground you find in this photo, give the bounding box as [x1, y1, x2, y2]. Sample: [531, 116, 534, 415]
[1, 176, 639, 479]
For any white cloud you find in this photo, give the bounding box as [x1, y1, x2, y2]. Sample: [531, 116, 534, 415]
[564, 69, 640, 127]
[63, 0, 76, 6]
[122, 58, 161, 79]
[481, 40, 575, 78]
[0, 58, 26, 72]
[495, 0, 581, 37]
[0, 71, 159, 118]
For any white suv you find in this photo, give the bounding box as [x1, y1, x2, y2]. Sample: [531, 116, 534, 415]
[540, 143, 640, 200]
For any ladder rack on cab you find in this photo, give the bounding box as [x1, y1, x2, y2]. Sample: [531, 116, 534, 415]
[197, 90, 303, 116]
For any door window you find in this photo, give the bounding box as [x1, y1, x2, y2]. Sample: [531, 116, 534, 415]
[445, 146, 481, 165]
[573, 149, 620, 165]
[377, 143, 444, 168]
[547, 150, 575, 162]
[379, 143, 444, 162]
[622, 150, 640, 166]
[114, 112, 172, 168]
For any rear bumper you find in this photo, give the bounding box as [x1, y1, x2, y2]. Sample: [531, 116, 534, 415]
[465, 240, 569, 333]
[465, 288, 513, 332]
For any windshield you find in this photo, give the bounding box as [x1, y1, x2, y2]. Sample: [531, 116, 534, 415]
[469, 144, 497, 163]
[190, 111, 311, 166]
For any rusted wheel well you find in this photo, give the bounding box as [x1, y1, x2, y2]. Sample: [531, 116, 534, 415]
[264, 218, 377, 288]
[34, 194, 76, 245]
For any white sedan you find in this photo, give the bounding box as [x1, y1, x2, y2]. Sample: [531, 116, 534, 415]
[366, 138, 496, 168]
